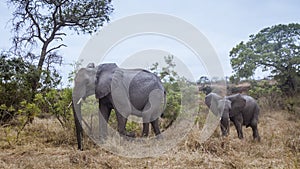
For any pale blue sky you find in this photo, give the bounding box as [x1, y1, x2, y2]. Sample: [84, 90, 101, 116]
[1, 0, 300, 85]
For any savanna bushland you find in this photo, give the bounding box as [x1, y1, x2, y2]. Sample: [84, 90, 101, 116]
[1, 1, 300, 168]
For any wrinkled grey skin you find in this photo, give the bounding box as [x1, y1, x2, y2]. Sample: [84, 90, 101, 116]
[205, 93, 260, 141]
[73, 63, 166, 150]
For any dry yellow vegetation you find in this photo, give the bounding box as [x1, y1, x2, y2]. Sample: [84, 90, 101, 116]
[0, 109, 299, 169]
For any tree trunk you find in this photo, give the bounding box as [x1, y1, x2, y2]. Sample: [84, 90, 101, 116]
[30, 44, 48, 100]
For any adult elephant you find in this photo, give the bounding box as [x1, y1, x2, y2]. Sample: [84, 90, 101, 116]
[72, 63, 166, 150]
[205, 93, 260, 141]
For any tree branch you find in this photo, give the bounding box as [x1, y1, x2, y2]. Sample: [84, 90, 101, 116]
[24, 1, 45, 43]
[46, 44, 67, 54]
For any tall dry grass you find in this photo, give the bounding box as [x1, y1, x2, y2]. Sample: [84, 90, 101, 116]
[0, 107, 299, 168]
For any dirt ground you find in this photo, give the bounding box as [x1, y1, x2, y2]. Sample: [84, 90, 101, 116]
[0, 109, 299, 169]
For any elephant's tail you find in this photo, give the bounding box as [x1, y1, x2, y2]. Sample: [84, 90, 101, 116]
[161, 91, 167, 118]
[254, 104, 260, 121]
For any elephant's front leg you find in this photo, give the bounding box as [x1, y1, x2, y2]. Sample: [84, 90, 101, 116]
[142, 123, 150, 137]
[232, 115, 244, 139]
[99, 101, 111, 141]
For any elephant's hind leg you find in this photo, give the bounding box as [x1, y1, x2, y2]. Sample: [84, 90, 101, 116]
[251, 107, 260, 141]
[250, 119, 260, 141]
[151, 118, 161, 138]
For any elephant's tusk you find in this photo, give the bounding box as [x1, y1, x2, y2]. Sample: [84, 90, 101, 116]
[77, 98, 83, 104]
[68, 101, 72, 108]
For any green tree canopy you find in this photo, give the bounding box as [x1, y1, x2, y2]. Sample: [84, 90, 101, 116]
[9, 0, 113, 96]
[229, 23, 300, 95]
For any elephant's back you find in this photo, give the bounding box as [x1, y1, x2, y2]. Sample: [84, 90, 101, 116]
[242, 95, 258, 110]
[129, 71, 164, 110]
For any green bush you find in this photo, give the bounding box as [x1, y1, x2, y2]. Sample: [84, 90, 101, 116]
[285, 96, 300, 115]
[150, 56, 183, 129]
[0, 53, 67, 127]
[0, 55, 34, 123]
[34, 88, 73, 128]
[248, 80, 284, 110]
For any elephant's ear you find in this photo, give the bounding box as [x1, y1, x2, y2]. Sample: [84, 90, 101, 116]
[95, 63, 118, 99]
[205, 93, 222, 116]
[227, 94, 246, 117]
[205, 93, 222, 107]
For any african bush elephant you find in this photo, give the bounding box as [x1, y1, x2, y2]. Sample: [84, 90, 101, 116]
[72, 63, 166, 150]
[205, 92, 260, 141]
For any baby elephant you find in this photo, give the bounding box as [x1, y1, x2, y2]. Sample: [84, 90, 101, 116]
[205, 93, 260, 141]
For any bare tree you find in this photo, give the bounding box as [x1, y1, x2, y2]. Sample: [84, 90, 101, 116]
[9, 0, 113, 95]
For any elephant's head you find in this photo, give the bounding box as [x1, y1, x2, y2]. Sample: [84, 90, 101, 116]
[73, 63, 98, 104]
[205, 93, 231, 136]
[205, 92, 223, 116]
[72, 63, 98, 150]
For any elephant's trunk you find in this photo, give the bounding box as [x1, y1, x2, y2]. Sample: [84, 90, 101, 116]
[220, 116, 230, 136]
[72, 98, 83, 150]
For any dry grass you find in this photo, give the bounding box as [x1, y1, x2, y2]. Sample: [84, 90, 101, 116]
[1, 110, 299, 169]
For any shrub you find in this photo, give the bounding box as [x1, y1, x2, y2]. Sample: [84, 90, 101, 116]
[0, 55, 34, 123]
[248, 80, 284, 111]
[0, 53, 66, 126]
[34, 88, 73, 128]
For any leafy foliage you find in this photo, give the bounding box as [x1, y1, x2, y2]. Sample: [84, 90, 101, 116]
[0, 53, 72, 130]
[150, 55, 182, 128]
[34, 88, 73, 128]
[248, 81, 281, 99]
[0, 53, 72, 142]
[230, 23, 300, 95]
[0, 53, 35, 123]
[248, 80, 283, 110]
